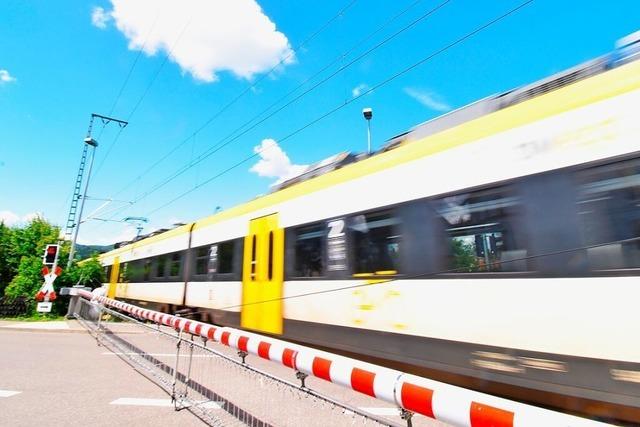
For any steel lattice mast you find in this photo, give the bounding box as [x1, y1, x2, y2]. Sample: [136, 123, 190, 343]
[63, 113, 128, 267]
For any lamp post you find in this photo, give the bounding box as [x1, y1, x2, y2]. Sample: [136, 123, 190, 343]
[67, 137, 98, 268]
[362, 107, 373, 154]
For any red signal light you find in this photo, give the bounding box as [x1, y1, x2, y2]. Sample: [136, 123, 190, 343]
[43, 244, 59, 265]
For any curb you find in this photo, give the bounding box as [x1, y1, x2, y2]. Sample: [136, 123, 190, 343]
[0, 326, 89, 334]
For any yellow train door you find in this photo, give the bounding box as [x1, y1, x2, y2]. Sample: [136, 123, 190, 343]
[108, 256, 120, 299]
[241, 213, 284, 335]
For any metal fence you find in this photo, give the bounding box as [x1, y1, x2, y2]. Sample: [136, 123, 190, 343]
[73, 297, 404, 427]
[0, 296, 29, 317]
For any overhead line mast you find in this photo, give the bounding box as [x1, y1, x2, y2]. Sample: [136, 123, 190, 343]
[63, 113, 128, 267]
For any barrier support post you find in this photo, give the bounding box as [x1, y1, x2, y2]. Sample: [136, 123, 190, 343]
[171, 329, 183, 407]
[400, 408, 413, 427]
[296, 371, 308, 388]
[182, 336, 195, 401]
[96, 304, 103, 346]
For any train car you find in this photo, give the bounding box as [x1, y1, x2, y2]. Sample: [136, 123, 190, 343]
[96, 34, 640, 422]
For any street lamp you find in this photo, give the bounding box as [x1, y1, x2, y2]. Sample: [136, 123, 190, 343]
[67, 137, 98, 267]
[362, 107, 373, 154]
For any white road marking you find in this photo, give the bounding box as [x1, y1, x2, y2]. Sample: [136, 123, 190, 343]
[110, 398, 221, 409]
[0, 390, 21, 398]
[358, 407, 400, 416]
[110, 398, 173, 407]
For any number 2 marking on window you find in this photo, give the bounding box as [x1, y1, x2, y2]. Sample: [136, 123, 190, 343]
[328, 219, 345, 238]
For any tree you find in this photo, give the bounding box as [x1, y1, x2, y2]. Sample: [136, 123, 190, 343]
[1, 217, 74, 316]
[3, 217, 62, 299]
[4, 256, 43, 301]
[0, 222, 14, 295]
[57, 255, 105, 289]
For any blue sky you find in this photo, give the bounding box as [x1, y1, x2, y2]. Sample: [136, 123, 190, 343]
[1, 0, 639, 245]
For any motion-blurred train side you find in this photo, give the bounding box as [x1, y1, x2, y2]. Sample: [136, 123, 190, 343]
[96, 34, 640, 422]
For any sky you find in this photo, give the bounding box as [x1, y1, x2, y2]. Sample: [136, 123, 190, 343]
[1, 0, 639, 245]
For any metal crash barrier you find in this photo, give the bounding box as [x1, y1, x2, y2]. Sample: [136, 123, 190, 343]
[74, 289, 610, 427]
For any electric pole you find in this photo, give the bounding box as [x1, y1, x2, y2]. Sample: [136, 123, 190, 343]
[64, 113, 128, 268]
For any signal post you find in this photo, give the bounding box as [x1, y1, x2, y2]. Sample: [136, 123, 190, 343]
[36, 244, 61, 313]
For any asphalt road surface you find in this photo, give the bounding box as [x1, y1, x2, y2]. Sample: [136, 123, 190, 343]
[0, 320, 446, 427]
[0, 327, 205, 427]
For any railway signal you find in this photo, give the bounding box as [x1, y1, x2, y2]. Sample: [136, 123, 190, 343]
[37, 244, 62, 310]
[43, 244, 59, 266]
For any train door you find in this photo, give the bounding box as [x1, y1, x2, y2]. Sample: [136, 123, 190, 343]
[108, 256, 120, 298]
[241, 213, 284, 335]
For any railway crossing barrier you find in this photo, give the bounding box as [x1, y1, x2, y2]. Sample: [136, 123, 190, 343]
[73, 289, 611, 427]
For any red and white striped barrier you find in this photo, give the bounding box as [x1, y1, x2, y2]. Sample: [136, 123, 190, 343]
[76, 290, 609, 427]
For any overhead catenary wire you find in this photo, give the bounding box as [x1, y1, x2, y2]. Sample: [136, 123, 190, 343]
[95, 0, 451, 229]
[92, 10, 163, 167]
[86, 0, 364, 227]
[105, 0, 361, 204]
[145, 0, 534, 216]
[106, 0, 453, 219]
[93, 11, 192, 181]
[57, 0, 421, 229]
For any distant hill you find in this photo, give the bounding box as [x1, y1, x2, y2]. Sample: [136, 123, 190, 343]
[75, 244, 113, 259]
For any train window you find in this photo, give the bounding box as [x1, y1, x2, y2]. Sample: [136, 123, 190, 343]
[435, 187, 527, 272]
[195, 247, 209, 275]
[206, 241, 234, 275]
[156, 255, 166, 278]
[349, 211, 401, 274]
[118, 263, 128, 282]
[143, 259, 151, 281]
[268, 232, 274, 280]
[251, 235, 257, 280]
[218, 241, 235, 274]
[576, 159, 640, 270]
[294, 223, 325, 277]
[169, 253, 181, 277]
[126, 261, 143, 282]
[104, 265, 112, 282]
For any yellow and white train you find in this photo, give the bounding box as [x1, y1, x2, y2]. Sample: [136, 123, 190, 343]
[97, 35, 640, 422]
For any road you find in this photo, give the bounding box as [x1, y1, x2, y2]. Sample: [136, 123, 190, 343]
[0, 327, 204, 427]
[0, 320, 447, 426]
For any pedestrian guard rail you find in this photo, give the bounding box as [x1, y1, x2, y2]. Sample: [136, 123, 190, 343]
[75, 288, 611, 427]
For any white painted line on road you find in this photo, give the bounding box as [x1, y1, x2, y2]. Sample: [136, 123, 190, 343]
[358, 407, 400, 416]
[0, 390, 21, 398]
[110, 398, 173, 407]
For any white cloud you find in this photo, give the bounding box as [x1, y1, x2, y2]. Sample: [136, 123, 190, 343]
[351, 83, 371, 98]
[0, 69, 16, 84]
[100, 0, 294, 82]
[404, 87, 451, 112]
[250, 139, 307, 185]
[0, 211, 41, 226]
[91, 6, 112, 29]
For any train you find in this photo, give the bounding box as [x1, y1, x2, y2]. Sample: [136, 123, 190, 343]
[95, 33, 640, 422]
